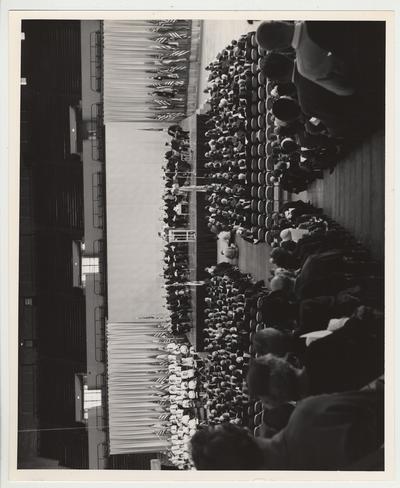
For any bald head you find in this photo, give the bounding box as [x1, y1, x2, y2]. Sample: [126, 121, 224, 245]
[256, 21, 295, 51]
[280, 228, 293, 241]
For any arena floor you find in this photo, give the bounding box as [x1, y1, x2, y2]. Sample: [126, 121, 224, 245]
[305, 130, 385, 263]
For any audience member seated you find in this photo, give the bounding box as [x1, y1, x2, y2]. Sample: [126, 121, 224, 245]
[257, 25, 385, 138]
[190, 387, 384, 470]
[247, 306, 383, 405]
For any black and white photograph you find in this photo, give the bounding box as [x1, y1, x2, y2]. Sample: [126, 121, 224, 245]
[3, 7, 396, 482]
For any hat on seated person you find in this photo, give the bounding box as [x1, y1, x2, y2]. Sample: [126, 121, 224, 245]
[260, 52, 293, 82]
[260, 290, 296, 326]
[280, 239, 297, 253]
[281, 137, 298, 153]
[272, 97, 301, 124]
[256, 21, 295, 51]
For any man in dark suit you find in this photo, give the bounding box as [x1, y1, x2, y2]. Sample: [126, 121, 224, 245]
[190, 386, 384, 470]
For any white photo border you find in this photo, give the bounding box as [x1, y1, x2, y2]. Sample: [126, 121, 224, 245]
[1, 1, 398, 487]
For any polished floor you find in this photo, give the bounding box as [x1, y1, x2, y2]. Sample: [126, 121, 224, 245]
[305, 131, 385, 263]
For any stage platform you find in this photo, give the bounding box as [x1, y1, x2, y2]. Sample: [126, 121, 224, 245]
[182, 113, 217, 348]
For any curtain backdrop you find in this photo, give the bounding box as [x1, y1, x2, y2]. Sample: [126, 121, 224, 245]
[106, 320, 170, 455]
[103, 20, 202, 122]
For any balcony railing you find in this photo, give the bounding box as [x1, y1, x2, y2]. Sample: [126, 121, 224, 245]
[92, 172, 104, 229]
[93, 239, 106, 296]
[90, 31, 103, 93]
[90, 102, 105, 162]
[94, 306, 106, 361]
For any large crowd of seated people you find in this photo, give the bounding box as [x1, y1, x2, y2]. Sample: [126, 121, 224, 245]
[198, 263, 266, 426]
[265, 92, 340, 191]
[201, 20, 385, 215]
[188, 199, 384, 470]
[163, 22, 385, 470]
[200, 28, 354, 242]
[202, 36, 253, 233]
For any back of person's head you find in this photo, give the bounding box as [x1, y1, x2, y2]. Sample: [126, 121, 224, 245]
[270, 247, 292, 268]
[281, 137, 298, 153]
[247, 354, 298, 406]
[274, 267, 295, 279]
[270, 274, 295, 294]
[280, 240, 297, 253]
[260, 290, 294, 325]
[276, 162, 288, 172]
[276, 82, 297, 97]
[190, 423, 263, 470]
[272, 97, 301, 123]
[210, 224, 220, 234]
[256, 21, 294, 51]
[260, 52, 293, 81]
[253, 328, 292, 356]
